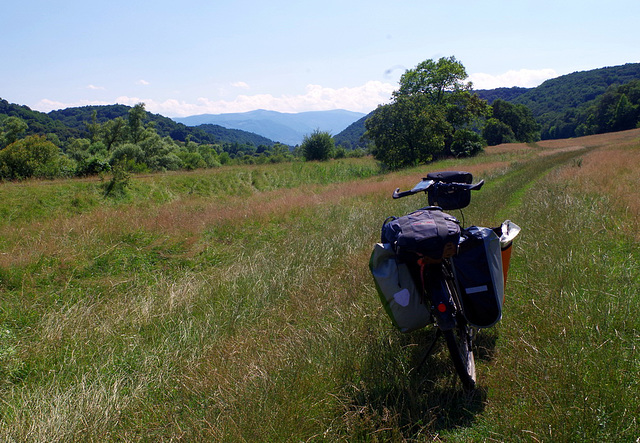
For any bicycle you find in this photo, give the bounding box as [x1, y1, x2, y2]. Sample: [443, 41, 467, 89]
[370, 171, 520, 390]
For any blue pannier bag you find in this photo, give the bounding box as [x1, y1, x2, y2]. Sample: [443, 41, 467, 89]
[452, 226, 504, 328]
[381, 207, 460, 262]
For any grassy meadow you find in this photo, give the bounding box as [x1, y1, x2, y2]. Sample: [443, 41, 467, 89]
[1, 129, 639, 441]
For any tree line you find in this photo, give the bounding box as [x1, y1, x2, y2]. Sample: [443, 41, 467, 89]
[476, 63, 640, 140]
[0, 102, 368, 181]
[19, 56, 625, 179]
[541, 79, 640, 139]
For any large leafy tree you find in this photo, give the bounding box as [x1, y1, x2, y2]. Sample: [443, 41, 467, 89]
[365, 56, 490, 169]
[366, 95, 449, 169]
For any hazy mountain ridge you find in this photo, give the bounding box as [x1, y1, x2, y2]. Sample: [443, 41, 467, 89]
[175, 109, 366, 145]
[3, 62, 640, 149]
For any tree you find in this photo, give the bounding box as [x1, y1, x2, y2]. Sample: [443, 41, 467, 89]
[301, 129, 334, 161]
[365, 56, 489, 169]
[366, 95, 449, 169]
[102, 117, 127, 150]
[128, 103, 147, 144]
[1, 116, 28, 148]
[394, 56, 471, 104]
[609, 94, 637, 132]
[482, 118, 516, 146]
[489, 99, 540, 143]
[450, 129, 485, 157]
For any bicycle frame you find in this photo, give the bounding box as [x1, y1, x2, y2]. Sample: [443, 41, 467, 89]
[390, 173, 486, 390]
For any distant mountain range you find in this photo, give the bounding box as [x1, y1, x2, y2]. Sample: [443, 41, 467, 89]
[3, 62, 639, 151]
[174, 109, 366, 146]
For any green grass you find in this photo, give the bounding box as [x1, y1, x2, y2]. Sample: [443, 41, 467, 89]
[1, 136, 639, 441]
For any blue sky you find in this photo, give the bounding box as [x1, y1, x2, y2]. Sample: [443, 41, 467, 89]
[3, 0, 639, 117]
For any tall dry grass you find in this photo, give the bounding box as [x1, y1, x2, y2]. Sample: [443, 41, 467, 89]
[1, 131, 639, 440]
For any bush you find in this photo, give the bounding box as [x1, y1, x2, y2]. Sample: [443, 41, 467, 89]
[110, 143, 146, 166]
[450, 129, 485, 157]
[0, 135, 72, 179]
[483, 118, 516, 146]
[301, 129, 334, 161]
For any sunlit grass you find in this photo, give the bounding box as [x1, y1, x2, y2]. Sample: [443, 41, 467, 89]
[1, 130, 639, 440]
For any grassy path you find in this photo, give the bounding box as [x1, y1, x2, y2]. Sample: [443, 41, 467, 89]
[1, 130, 639, 440]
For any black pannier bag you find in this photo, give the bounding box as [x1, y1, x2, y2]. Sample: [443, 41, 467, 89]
[426, 171, 473, 210]
[452, 226, 505, 328]
[381, 207, 460, 262]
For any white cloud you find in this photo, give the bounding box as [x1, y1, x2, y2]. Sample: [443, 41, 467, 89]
[469, 68, 558, 90]
[32, 81, 396, 116]
[136, 79, 150, 85]
[231, 81, 250, 89]
[86, 84, 105, 90]
[35, 98, 112, 112]
[118, 81, 395, 117]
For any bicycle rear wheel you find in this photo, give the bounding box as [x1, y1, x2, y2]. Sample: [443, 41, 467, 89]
[444, 319, 476, 390]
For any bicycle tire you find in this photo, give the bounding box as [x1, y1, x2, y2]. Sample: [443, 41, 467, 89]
[444, 321, 476, 390]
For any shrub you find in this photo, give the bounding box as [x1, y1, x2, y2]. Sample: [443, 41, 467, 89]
[301, 129, 334, 161]
[450, 129, 485, 157]
[0, 135, 72, 179]
[483, 118, 516, 146]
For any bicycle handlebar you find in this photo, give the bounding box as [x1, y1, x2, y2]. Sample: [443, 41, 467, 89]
[392, 179, 485, 199]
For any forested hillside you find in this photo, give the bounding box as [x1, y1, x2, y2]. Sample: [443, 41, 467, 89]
[48, 104, 278, 146]
[0, 100, 278, 147]
[0, 101, 292, 180]
[336, 62, 640, 146]
[476, 63, 640, 139]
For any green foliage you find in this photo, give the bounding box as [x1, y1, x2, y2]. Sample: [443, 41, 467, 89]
[301, 129, 334, 161]
[450, 128, 485, 157]
[483, 99, 540, 145]
[365, 56, 490, 169]
[482, 118, 516, 145]
[101, 160, 131, 197]
[543, 80, 640, 139]
[366, 95, 449, 169]
[0, 135, 74, 180]
[476, 63, 640, 140]
[0, 101, 300, 179]
[394, 56, 471, 102]
[0, 116, 28, 148]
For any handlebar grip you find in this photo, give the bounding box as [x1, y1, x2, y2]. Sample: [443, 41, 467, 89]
[392, 188, 414, 199]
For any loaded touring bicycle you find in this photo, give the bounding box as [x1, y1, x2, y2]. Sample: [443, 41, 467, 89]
[369, 171, 520, 389]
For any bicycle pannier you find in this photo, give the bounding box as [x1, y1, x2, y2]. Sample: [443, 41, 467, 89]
[381, 208, 460, 262]
[452, 226, 504, 328]
[369, 243, 431, 332]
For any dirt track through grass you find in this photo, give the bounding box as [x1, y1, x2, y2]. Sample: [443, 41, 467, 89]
[1, 130, 639, 441]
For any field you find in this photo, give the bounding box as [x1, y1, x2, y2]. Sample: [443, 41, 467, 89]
[1, 129, 639, 441]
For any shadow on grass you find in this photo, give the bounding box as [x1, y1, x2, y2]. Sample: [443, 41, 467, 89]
[343, 327, 496, 439]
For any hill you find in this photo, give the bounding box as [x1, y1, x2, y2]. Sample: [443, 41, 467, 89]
[475, 63, 640, 139]
[0, 100, 278, 147]
[335, 62, 640, 143]
[47, 105, 278, 146]
[175, 109, 366, 146]
[333, 113, 371, 150]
